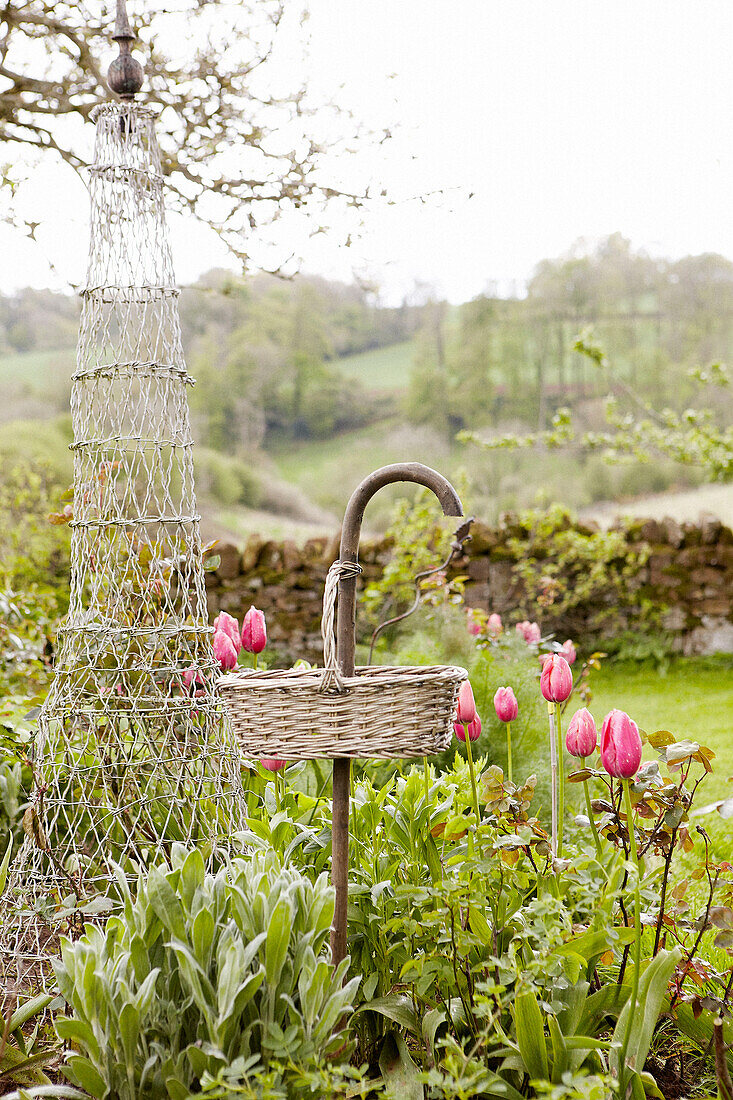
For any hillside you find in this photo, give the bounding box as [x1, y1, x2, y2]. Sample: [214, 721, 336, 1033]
[1, 238, 732, 543]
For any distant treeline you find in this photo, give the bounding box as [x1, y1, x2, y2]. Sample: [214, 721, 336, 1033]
[0, 270, 425, 446]
[180, 270, 425, 446]
[407, 234, 733, 435]
[2, 234, 732, 452]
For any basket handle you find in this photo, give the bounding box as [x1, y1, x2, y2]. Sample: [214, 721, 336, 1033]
[320, 559, 363, 694]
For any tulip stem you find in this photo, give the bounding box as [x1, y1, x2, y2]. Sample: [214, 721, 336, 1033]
[253, 653, 258, 670]
[548, 703, 558, 858]
[463, 724, 482, 856]
[506, 721, 513, 785]
[556, 707, 564, 857]
[274, 770, 281, 811]
[618, 779, 642, 1098]
[581, 761, 603, 859]
[423, 758, 431, 814]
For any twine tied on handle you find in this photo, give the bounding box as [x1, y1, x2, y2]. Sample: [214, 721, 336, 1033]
[320, 560, 363, 694]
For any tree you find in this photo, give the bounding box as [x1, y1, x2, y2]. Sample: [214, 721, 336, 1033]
[0, 1, 384, 270]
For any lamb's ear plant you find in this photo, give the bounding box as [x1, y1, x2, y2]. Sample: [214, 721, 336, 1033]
[53, 846, 359, 1100]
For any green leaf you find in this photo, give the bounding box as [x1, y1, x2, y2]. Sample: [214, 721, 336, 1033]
[611, 947, 682, 1077]
[578, 983, 628, 1035]
[378, 1032, 423, 1100]
[555, 926, 634, 961]
[7, 994, 53, 1033]
[362, 972, 378, 1002]
[64, 1056, 107, 1099]
[3, 1088, 89, 1099]
[468, 905, 493, 944]
[118, 1002, 139, 1070]
[146, 868, 186, 940]
[422, 1007, 447, 1056]
[55, 1018, 100, 1061]
[0, 836, 12, 896]
[355, 994, 420, 1035]
[265, 899, 292, 987]
[513, 988, 549, 1081]
[0, 1045, 56, 1086]
[639, 1070, 665, 1098]
[547, 1014, 567, 1083]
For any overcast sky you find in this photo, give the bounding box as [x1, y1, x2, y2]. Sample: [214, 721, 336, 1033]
[2, 0, 732, 303]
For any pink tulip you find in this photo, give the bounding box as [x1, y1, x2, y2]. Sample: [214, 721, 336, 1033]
[466, 609, 482, 636]
[242, 606, 267, 654]
[261, 758, 286, 772]
[540, 653, 573, 703]
[493, 686, 518, 723]
[213, 630, 238, 672]
[600, 709, 642, 779]
[487, 613, 503, 637]
[214, 611, 241, 652]
[516, 620, 541, 645]
[454, 715, 481, 743]
[566, 707, 597, 758]
[560, 639, 577, 665]
[456, 679, 477, 725]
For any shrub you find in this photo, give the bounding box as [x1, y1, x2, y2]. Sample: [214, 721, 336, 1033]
[194, 449, 262, 508]
[54, 846, 359, 1099]
[505, 503, 657, 639]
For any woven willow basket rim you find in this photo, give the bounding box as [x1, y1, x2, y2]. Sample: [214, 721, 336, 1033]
[218, 662, 468, 695]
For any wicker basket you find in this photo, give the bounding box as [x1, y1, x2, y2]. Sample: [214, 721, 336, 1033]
[218, 560, 467, 760]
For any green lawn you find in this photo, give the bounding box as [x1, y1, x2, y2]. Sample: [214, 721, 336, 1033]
[334, 340, 415, 393]
[585, 657, 733, 796]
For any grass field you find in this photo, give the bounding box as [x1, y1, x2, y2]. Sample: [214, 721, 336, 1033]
[574, 656, 733, 864]
[0, 345, 75, 390]
[334, 340, 415, 393]
[586, 657, 733, 793]
[270, 417, 456, 526]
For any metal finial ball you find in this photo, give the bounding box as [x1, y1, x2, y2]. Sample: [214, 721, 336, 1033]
[108, 48, 144, 98]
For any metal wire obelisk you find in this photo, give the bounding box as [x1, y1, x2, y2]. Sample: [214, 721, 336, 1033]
[0, 2, 244, 997]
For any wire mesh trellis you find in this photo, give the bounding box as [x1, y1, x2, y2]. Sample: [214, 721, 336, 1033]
[0, 102, 245, 998]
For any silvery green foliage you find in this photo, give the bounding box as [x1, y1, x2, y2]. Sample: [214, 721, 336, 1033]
[53, 846, 358, 1099]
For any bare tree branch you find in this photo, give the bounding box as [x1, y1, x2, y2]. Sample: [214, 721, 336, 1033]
[0, 1, 386, 273]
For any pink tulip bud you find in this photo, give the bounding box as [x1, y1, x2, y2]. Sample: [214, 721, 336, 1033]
[456, 679, 477, 725]
[566, 707, 597, 758]
[214, 611, 241, 652]
[182, 665, 204, 689]
[516, 620, 541, 645]
[261, 758, 286, 772]
[600, 709, 642, 779]
[493, 686, 518, 723]
[540, 653, 573, 703]
[487, 613, 503, 637]
[560, 639, 577, 665]
[242, 606, 267, 654]
[454, 715, 481, 742]
[213, 630, 238, 672]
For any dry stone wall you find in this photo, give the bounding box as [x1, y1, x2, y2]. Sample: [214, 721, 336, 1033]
[207, 516, 733, 665]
